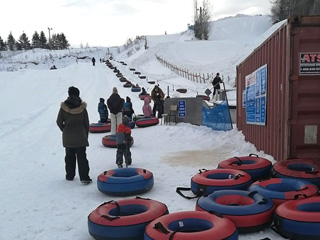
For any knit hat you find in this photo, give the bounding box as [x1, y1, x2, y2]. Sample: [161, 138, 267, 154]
[68, 86, 80, 97]
[113, 87, 118, 93]
[100, 98, 105, 102]
[126, 96, 131, 102]
[122, 115, 130, 127]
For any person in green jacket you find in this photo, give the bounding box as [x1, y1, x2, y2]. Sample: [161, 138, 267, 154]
[56, 86, 92, 185]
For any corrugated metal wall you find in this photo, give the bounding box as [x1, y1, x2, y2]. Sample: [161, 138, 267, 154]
[237, 16, 320, 161]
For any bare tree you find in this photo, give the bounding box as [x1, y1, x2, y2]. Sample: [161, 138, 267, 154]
[193, 0, 212, 40]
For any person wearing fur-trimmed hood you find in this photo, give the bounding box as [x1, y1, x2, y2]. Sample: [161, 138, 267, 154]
[56, 86, 92, 185]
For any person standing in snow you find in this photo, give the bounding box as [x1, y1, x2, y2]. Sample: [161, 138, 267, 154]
[97, 98, 109, 123]
[107, 87, 124, 135]
[212, 73, 222, 101]
[56, 86, 92, 185]
[123, 96, 134, 120]
[116, 116, 132, 168]
[92, 57, 96, 66]
[151, 85, 165, 118]
[142, 97, 153, 118]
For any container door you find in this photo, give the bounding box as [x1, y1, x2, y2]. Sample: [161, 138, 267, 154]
[290, 25, 320, 159]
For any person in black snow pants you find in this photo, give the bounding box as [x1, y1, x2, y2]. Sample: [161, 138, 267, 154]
[98, 98, 109, 123]
[212, 73, 222, 101]
[116, 116, 132, 168]
[92, 57, 96, 66]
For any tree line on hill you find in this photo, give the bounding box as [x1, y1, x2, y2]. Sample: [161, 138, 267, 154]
[0, 31, 70, 51]
[271, 0, 320, 23]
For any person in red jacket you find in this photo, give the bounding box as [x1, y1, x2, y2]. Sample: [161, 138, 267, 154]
[116, 116, 132, 168]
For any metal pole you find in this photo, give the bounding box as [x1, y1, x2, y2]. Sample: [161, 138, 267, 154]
[48, 27, 52, 49]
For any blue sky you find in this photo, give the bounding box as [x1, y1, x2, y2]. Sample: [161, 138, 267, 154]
[0, 0, 271, 47]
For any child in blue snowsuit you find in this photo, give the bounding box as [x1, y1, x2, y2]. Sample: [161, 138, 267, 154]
[98, 98, 109, 123]
[116, 116, 132, 168]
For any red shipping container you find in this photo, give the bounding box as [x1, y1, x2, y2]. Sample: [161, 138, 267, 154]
[236, 16, 320, 161]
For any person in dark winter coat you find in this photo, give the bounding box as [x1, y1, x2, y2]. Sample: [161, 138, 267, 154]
[151, 85, 165, 118]
[123, 96, 134, 120]
[92, 57, 96, 66]
[97, 98, 109, 123]
[212, 73, 222, 100]
[107, 87, 124, 135]
[116, 116, 132, 168]
[56, 86, 92, 185]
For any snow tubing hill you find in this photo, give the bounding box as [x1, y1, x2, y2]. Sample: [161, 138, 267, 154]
[272, 159, 320, 187]
[97, 168, 154, 196]
[102, 135, 134, 148]
[144, 211, 238, 240]
[89, 123, 111, 133]
[273, 196, 320, 240]
[196, 190, 275, 233]
[88, 198, 168, 240]
[136, 117, 159, 128]
[180, 169, 252, 198]
[218, 154, 272, 181]
[249, 178, 318, 207]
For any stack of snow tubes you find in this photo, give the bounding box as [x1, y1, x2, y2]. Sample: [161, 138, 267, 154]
[88, 198, 168, 240]
[218, 154, 272, 181]
[97, 168, 154, 196]
[144, 211, 238, 240]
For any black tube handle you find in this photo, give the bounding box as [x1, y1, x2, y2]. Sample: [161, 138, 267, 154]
[176, 187, 203, 200]
[230, 157, 243, 166]
[249, 153, 259, 157]
[100, 200, 120, 221]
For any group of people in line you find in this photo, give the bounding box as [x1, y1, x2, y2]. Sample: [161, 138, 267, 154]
[56, 84, 166, 184]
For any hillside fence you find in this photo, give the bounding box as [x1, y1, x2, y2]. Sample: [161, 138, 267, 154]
[155, 54, 215, 84]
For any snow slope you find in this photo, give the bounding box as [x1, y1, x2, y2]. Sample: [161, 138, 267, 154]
[0, 15, 287, 239]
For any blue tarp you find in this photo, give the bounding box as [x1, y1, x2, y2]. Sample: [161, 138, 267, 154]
[202, 101, 233, 131]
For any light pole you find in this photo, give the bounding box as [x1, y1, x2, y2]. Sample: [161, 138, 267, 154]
[48, 27, 53, 49]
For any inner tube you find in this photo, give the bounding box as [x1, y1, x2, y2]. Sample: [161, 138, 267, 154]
[131, 87, 141, 92]
[139, 76, 146, 79]
[102, 135, 134, 148]
[89, 123, 111, 133]
[249, 178, 319, 207]
[196, 190, 275, 233]
[272, 159, 320, 186]
[218, 154, 272, 181]
[97, 168, 154, 196]
[182, 169, 252, 198]
[148, 81, 155, 84]
[119, 77, 127, 82]
[144, 211, 238, 240]
[123, 82, 132, 88]
[88, 197, 168, 240]
[176, 88, 187, 93]
[129, 68, 135, 71]
[139, 94, 150, 100]
[273, 196, 320, 240]
[136, 117, 159, 128]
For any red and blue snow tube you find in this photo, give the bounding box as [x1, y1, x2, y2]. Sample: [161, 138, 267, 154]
[218, 154, 272, 181]
[176, 169, 252, 199]
[249, 178, 318, 207]
[144, 211, 238, 240]
[97, 168, 154, 196]
[272, 159, 320, 187]
[136, 117, 159, 128]
[196, 190, 275, 233]
[273, 196, 320, 240]
[89, 123, 111, 133]
[88, 197, 168, 240]
[102, 135, 134, 148]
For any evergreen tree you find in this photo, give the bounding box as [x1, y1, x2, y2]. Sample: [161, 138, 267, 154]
[32, 31, 41, 48]
[15, 41, 22, 50]
[51, 33, 70, 50]
[39, 31, 47, 49]
[7, 32, 16, 51]
[18, 32, 31, 50]
[58, 33, 70, 49]
[0, 36, 6, 51]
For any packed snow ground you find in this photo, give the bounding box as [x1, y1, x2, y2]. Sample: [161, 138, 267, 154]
[1, 15, 286, 239]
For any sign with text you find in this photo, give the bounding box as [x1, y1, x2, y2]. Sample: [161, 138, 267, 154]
[300, 53, 320, 75]
[178, 100, 186, 118]
[245, 64, 267, 125]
